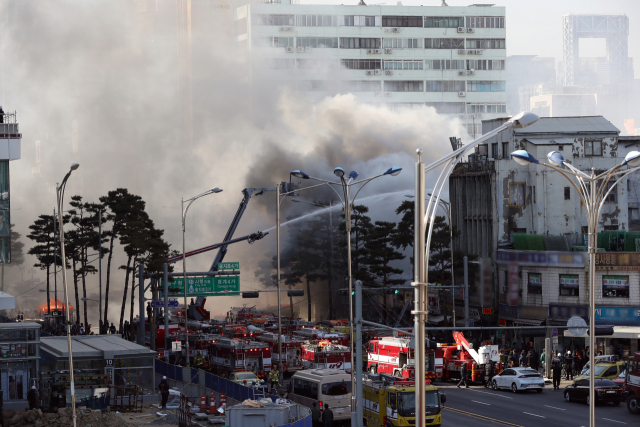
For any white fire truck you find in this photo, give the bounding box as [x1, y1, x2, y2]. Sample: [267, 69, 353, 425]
[301, 342, 351, 371]
[367, 336, 444, 380]
[207, 337, 272, 379]
[259, 332, 305, 373]
[293, 328, 349, 347]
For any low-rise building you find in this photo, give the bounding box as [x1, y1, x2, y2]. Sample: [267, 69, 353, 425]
[0, 322, 41, 405]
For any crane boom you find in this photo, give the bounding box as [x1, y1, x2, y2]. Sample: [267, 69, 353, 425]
[166, 231, 268, 264]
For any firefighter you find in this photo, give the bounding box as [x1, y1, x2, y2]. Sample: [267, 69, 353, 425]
[158, 376, 170, 409]
[552, 360, 562, 390]
[484, 361, 495, 388]
[457, 362, 469, 388]
[194, 351, 205, 368]
[269, 366, 279, 392]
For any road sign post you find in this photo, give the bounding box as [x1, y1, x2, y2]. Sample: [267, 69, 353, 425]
[218, 262, 239, 270]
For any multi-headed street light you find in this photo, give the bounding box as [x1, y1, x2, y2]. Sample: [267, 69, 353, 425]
[291, 165, 402, 426]
[511, 148, 640, 427]
[181, 187, 223, 367]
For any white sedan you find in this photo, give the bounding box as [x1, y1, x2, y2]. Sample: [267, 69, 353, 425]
[492, 367, 545, 393]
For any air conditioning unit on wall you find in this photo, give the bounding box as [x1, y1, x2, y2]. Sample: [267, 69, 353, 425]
[286, 46, 294, 53]
[458, 91, 466, 97]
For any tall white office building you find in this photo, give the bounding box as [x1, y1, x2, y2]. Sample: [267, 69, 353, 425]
[234, 2, 506, 136]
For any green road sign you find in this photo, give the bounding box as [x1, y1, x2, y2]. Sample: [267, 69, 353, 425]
[161, 276, 240, 296]
[218, 262, 239, 270]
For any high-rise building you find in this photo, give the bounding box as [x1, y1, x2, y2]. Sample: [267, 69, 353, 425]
[235, 2, 506, 136]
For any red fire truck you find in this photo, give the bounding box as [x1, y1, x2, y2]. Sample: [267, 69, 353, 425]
[208, 337, 272, 378]
[293, 328, 349, 346]
[259, 332, 305, 373]
[155, 323, 181, 351]
[301, 341, 351, 371]
[172, 332, 220, 367]
[624, 352, 640, 414]
[220, 324, 260, 340]
[440, 332, 501, 382]
[366, 336, 444, 379]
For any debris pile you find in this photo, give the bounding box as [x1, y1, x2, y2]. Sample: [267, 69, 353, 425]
[3, 407, 139, 427]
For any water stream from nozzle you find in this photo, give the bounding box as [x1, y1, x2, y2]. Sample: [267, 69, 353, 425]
[261, 189, 409, 233]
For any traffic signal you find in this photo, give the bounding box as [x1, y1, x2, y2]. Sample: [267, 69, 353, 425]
[394, 289, 400, 295]
[287, 290, 304, 297]
[242, 292, 259, 298]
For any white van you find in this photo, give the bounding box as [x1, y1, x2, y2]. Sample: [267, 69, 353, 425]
[287, 369, 351, 421]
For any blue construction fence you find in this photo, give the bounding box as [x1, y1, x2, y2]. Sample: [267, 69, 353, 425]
[155, 359, 311, 427]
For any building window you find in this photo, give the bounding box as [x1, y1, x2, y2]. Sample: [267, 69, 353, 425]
[509, 183, 526, 206]
[491, 143, 498, 159]
[341, 80, 382, 92]
[564, 187, 570, 200]
[384, 60, 424, 70]
[425, 81, 465, 92]
[341, 59, 381, 70]
[253, 37, 294, 47]
[424, 102, 465, 114]
[382, 16, 422, 27]
[467, 103, 506, 114]
[340, 15, 377, 26]
[559, 274, 579, 296]
[502, 142, 509, 157]
[584, 139, 602, 156]
[426, 59, 465, 70]
[467, 81, 505, 92]
[601, 181, 617, 203]
[466, 16, 505, 28]
[603, 225, 619, 231]
[424, 38, 464, 49]
[254, 14, 295, 26]
[383, 38, 423, 49]
[384, 81, 424, 92]
[297, 37, 339, 48]
[339, 38, 381, 49]
[296, 15, 338, 27]
[602, 275, 629, 298]
[424, 16, 464, 27]
[296, 59, 338, 70]
[527, 273, 542, 295]
[465, 38, 506, 49]
[466, 59, 506, 71]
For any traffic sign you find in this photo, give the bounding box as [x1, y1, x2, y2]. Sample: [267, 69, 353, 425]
[172, 341, 182, 352]
[469, 321, 474, 327]
[218, 262, 239, 270]
[567, 315, 587, 337]
[153, 300, 179, 308]
[552, 328, 558, 337]
[214, 276, 240, 294]
[161, 276, 240, 296]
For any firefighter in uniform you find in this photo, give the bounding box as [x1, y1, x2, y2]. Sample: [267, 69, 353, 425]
[194, 351, 205, 368]
[269, 367, 279, 392]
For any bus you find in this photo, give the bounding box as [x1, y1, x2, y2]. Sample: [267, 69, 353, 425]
[287, 369, 351, 421]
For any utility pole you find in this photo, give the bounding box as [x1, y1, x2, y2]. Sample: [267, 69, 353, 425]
[98, 208, 102, 333]
[464, 256, 469, 327]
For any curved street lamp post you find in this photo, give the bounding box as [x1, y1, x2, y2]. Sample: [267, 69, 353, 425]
[181, 187, 223, 367]
[57, 163, 79, 427]
[511, 148, 640, 427]
[291, 166, 402, 426]
[413, 112, 539, 427]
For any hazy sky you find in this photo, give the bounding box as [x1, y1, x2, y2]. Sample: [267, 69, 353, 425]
[301, 0, 640, 78]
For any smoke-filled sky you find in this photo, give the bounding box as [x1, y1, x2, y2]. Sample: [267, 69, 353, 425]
[2, 0, 637, 325]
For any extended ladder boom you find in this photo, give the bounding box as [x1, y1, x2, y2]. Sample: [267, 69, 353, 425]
[453, 331, 481, 364]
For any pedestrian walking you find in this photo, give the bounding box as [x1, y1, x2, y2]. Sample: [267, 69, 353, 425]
[27, 386, 38, 410]
[552, 361, 562, 390]
[564, 351, 574, 380]
[311, 402, 322, 427]
[484, 361, 495, 388]
[527, 350, 536, 369]
[457, 362, 469, 388]
[158, 376, 170, 409]
[511, 350, 519, 368]
[322, 403, 334, 427]
[520, 352, 528, 368]
[109, 322, 116, 334]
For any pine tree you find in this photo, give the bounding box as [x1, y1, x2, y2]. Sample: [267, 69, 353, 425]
[290, 220, 325, 321]
[27, 215, 63, 314]
[337, 204, 374, 285]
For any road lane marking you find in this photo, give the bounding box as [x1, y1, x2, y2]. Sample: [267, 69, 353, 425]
[523, 412, 545, 418]
[471, 400, 491, 405]
[467, 388, 513, 399]
[444, 407, 524, 426]
[602, 419, 626, 424]
[544, 405, 566, 411]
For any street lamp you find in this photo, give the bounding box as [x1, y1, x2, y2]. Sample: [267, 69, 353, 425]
[56, 162, 79, 427]
[291, 198, 335, 319]
[413, 112, 539, 427]
[511, 148, 640, 427]
[181, 187, 222, 367]
[406, 194, 455, 328]
[291, 165, 402, 426]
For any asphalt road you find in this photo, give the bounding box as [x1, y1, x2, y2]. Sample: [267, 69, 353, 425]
[439, 380, 637, 426]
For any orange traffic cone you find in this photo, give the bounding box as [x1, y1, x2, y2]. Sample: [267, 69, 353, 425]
[220, 392, 227, 408]
[209, 392, 216, 414]
[200, 393, 206, 411]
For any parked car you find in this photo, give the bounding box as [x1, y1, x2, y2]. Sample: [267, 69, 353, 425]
[229, 371, 260, 385]
[576, 361, 626, 381]
[491, 367, 545, 393]
[564, 378, 623, 405]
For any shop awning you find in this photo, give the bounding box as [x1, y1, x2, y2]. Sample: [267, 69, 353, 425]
[564, 326, 640, 339]
[427, 315, 445, 324]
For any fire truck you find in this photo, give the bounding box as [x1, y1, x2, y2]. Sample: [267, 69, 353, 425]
[220, 324, 260, 340]
[624, 352, 640, 414]
[440, 332, 500, 382]
[208, 337, 272, 378]
[366, 336, 443, 380]
[259, 332, 305, 372]
[154, 323, 181, 351]
[363, 373, 444, 427]
[171, 332, 219, 367]
[301, 342, 351, 371]
[293, 328, 349, 346]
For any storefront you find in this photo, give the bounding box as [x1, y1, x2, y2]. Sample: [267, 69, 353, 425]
[0, 322, 41, 402]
